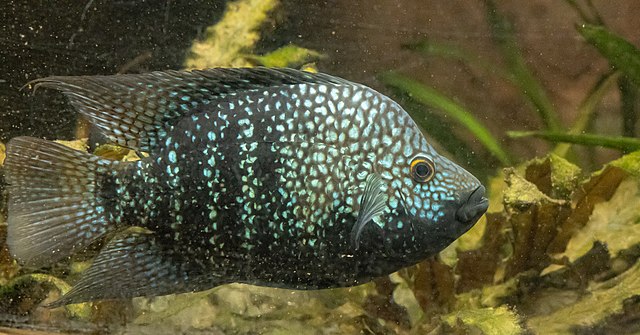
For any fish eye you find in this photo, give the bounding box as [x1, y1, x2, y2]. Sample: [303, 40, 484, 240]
[410, 157, 435, 183]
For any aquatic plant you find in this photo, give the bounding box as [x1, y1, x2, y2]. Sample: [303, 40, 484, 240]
[183, 0, 322, 70]
[509, 131, 640, 152]
[183, 0, 279, 69]
[380, 0, 640, 174]
[514, 22, 640, 155]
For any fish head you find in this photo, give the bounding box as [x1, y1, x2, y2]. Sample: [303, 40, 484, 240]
[363, 100, 489, 261]
[381, 149, 489, 260]
[380, 150, 489, 263]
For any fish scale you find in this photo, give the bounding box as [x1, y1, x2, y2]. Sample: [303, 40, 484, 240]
[4, 67, 488, 305]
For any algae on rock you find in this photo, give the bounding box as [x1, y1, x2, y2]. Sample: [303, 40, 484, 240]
[528, 260, 640, 334]
[561, 178, 640, 263]
[449, 152, 640, 334]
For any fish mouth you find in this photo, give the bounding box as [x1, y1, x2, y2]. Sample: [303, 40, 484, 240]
[455, 185, 489, 225]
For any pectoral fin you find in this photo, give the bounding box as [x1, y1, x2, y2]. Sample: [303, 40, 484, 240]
[350, 174, 388, 250]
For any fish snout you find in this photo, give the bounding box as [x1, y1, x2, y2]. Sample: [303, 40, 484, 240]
[455, 185, 489, 224]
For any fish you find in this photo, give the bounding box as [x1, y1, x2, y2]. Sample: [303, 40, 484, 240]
[4, 67, 489, 306]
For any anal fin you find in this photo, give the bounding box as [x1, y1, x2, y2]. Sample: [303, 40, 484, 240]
[49, 232, 220, 307]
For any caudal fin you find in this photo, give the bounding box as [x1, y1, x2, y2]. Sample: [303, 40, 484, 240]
[4, 137, 119, 267]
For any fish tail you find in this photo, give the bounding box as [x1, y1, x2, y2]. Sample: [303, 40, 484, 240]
[4, 137, 120, 267]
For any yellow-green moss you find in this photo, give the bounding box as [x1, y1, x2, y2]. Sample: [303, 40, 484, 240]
[442, 306, 524, 335]
[245, 45, 324, 68]
[0, 142, 5, 166]
[184, 0, 280, 69]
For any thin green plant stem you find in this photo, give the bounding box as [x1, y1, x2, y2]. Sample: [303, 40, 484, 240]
[509, 131, 640, 152]
[618, 75, 639, 138]
[553, 71, 620, 157]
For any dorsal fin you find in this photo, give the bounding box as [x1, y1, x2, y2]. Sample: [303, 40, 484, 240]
[27, 67, 351, 152]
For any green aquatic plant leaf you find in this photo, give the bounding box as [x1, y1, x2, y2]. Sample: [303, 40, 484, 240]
[455, 156, 581, 291]
[0, 141, 5, 227]
[525, 155, 581, 200]
[508, 131, 640, 152]
[545, 154, 631, 256]
[93, 143, 143, 162]
[389, 272, 424, 327]
[609, 150, 640, 176]
[452, 152, 640, 334]
[545, 151, 640, 266]
[561, 178, 640, 263]
[245, 45, 324, 68]
[484, 0, 562, 132]
[406, 259, 456, 314]
[379, 71, 512, 165]
[184, 0, 280, 69]
[501, 170, 571, 278]
[442, 306, 524, 335]
[450, 213, 506, 292]
[578, 24, 640, 141]
[0, 141, 5, 166]
[53, 138, 88, 152]
[93, 143, 132, 161]
[578, 24, 640, 87]
[528, 260, 640, 334]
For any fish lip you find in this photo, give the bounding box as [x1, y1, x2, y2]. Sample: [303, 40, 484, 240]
[455, 185, 489, 224]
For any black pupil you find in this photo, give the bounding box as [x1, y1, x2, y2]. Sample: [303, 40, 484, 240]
[415, 162, 431, 178]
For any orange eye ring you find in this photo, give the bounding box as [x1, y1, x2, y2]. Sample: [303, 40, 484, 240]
[410, 157, 435, 183]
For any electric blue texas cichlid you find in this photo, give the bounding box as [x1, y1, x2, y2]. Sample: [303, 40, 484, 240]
[5, 68, 488, 306]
